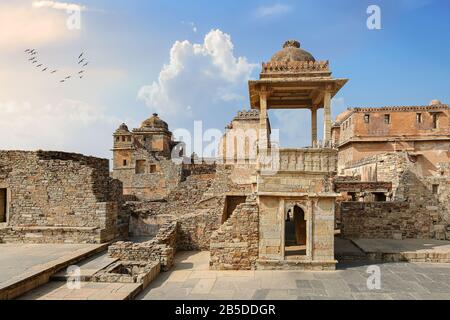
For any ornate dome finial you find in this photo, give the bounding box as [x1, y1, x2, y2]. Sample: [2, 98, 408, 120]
[283, 40, 300, 49]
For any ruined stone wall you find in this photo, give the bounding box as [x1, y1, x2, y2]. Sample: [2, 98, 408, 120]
[108, 219, 177, 271]
[210, 196, 259, 270]
[340, 202, 433, 239]
[0, 151, 124, 244]
[113, 156, 183, 201]
[121, 163, 253, 252]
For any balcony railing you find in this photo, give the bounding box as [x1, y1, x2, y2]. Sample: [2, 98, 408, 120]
[259, 148, 337, 173]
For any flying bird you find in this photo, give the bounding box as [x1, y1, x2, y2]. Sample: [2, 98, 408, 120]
[51, 70, 57, 74]
[79, 76, 84, 79]
[82, 62, 88, 67]
[78, 52, 84, 59]
[25, 49, 31, 53]
[42, 68, 48, 72]
[78, 70, 84, 74]
[36, 64, 42, 67]
[32, 61, 37, 64]
[60, 80, 65, 83]
[28, 57, 36, 61]
[65, 76, 71, 79]
[78, 58, 85, 64]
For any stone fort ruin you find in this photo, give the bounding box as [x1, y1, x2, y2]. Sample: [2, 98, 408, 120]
[0, 40, 449, 273]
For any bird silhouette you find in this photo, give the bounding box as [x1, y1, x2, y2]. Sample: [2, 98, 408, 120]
[32, 61, 37, 64]
[60, 80, 65, 83]
[36, 64, 42, 67]
[78, 70, 84, 74]
[25, 49, 31, 53]
[51, 70, 57, 74]
[78, 53, 84, 59]
[82, 62, 88, 67]
[78, 58, 85, 64]
[42, 68, 48, 72]
[65, 76, 71, 79]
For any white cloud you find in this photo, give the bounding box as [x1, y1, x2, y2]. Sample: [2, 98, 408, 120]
[0, 99, 119, 158]
[32, 1, 86, 11]
[138, 29, 257, 118]
[255, 3, 292, 18]
[0, 2, 74, 50]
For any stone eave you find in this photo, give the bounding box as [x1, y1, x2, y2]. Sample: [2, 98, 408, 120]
[248, 78, 348, 110]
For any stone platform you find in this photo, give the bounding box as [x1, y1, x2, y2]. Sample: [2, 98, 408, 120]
[0, 243, 108, 300]
[352, 239, 450, 263]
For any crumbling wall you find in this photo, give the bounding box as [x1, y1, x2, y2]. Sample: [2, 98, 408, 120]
[0, 150, 124, 244]
[108, 219, 177, 271]
[339, 152, 449, 239]
[340, 202, 433, 239]
[210, 196, 259, 270]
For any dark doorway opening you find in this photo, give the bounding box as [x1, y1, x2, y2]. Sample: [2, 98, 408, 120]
[222, 196, 247, 223]
[0, 189, 7, 223]
[285, 205, 307, 258]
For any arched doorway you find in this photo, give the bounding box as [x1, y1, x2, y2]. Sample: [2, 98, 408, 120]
[284, 205, 307, 257]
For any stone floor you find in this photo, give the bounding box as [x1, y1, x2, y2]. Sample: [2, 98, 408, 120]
[138, 251, 450, 300]
[19, 281, 141, 300]
[353, 239, 450, 254]
[0, 243, 104, 285]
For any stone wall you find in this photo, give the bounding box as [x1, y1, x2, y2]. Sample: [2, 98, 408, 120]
[210, 196, 259, 270]
[113, 157, 183, 201]
[108, 219, 177, 271]
[340, 202, 433, 239]
[339, 151, 449, 239]
[0, 150, 124, 244]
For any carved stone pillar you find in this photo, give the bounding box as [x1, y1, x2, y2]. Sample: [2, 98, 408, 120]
[258, 88, 270, 150]
[311, 107, 317, 147]
[323, 91, 332, 147]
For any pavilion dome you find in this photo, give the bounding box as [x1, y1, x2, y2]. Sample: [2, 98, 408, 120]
[115, 123, 129, 133]
[270, 40, 316, 63]
[140, 113, 169, 130]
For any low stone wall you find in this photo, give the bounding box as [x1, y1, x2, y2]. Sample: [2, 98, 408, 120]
[340, 202, 433, 239]
[108, 220, 177, 271]
[210, 196, 259, 270]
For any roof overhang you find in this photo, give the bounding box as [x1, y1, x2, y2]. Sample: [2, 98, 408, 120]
[248, 78, 348, 110]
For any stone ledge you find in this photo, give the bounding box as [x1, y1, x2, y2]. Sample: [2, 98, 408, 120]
[256, 259, 337, 271]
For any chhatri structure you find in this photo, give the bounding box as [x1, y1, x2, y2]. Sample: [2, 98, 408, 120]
[247, 40, 348, 269]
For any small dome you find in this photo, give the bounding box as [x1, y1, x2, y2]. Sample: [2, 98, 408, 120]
[115, 123, 129, 133]
[429, 99, 442, 106]
[270, 40, 316, 63]
[141, 113, 169, 130]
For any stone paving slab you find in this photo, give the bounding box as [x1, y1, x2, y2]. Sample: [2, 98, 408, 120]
[19, 281, 141, 300]
[353, 239, 450, 254]
[0, 243, 108, 299]
[138, 251, 450, 300]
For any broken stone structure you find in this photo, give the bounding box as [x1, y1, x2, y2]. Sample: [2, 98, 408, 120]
[0, 151, 126, 244]
[333, 102, 450, 240]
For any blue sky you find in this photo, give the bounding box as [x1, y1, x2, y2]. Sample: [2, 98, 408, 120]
[0, 0, 449, 159]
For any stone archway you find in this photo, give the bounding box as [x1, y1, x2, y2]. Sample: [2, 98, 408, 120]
[293, 205, 307, 246]
[284, 204, 307, 257]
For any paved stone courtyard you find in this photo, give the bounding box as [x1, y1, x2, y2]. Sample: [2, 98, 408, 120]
[138, 251, 450, 300]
